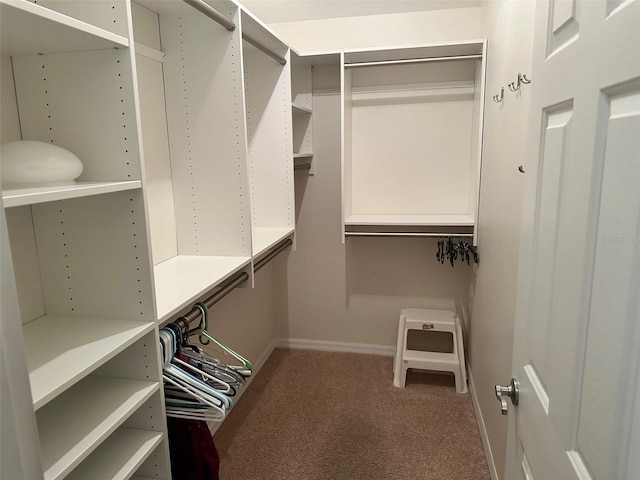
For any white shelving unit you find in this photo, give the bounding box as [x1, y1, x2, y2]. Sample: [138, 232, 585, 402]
[1, 0, 171, 478]
[291, 51, 315, 175]
[64, 428, 163, 480]
[1, 0, 298, 477]
[133, 0, 255, 318]
[242, 10, 295, 260]
[341, 41, 487, 244]
[37, 376, 158, 480]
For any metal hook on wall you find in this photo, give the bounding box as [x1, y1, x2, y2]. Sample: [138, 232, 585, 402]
[493, 86, 504, 103]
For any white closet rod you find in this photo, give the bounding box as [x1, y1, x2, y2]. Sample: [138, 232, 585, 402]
[243, 31, 287, 65]
[345, 232, 474, 237]
[344, 54, 482, 68]
[183, 0, 235, 31]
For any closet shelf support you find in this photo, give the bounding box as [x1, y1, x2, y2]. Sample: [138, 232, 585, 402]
[183, 0, 235, 31]
[243, 31, 287, 65]
[178, 238, 293, 327]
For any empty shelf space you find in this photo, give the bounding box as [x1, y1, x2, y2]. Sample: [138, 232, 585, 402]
[64, 428, 163, 480]
[252, 227, 294, 258]
[292, 102, 312, 114]
[2, 181, 142, 208]
[23, 315, 155, 410]
[37, 376, 159, 480]
[0, 0, 129, 56]
[154, 255, 252, 323]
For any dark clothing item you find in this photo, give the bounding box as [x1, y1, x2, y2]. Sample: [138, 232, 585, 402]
[167, 417, 220, 480]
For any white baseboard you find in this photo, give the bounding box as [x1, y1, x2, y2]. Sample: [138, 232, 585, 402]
[274, 337, 395, 357]
[468, 368, 499, 480]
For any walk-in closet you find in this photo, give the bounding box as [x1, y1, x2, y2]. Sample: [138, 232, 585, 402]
[2, 0, 639, 479]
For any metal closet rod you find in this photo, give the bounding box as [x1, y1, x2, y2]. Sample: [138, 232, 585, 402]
[345, 232, 474, 238]
[181, 0, 286, 65]
[294, 163, 312, 171]
[345, 54, 482, 68]
[179, 237, 293, 325]
[243, 31, 287, 65]
[183, 0, 235, 31]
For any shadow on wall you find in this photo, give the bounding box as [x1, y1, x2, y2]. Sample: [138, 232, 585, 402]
[345, 235, 473, 300]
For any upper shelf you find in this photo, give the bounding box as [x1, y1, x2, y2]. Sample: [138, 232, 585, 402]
[343, 41, 485, 65]
[0, 0, 129, 56]
[153, 255, 252, 323]
[2, 181, 142, 208]
[345, 214, 475, 227]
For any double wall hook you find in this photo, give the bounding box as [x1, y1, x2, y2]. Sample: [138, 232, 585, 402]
[495, 73, 532, 104]
[508, 72, 532, 92]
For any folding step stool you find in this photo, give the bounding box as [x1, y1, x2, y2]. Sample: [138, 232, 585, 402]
[393, 308, 468, 393]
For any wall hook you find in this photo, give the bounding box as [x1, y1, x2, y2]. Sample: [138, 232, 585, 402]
[518, 165, 525, 173]
[493, 86, 504, 103]
[508, 81, 520, 92]
[519, 73, 531, 84]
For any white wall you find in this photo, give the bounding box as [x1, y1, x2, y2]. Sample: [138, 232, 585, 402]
[468, 1, 535, 478]
[270, 7, 483, 52]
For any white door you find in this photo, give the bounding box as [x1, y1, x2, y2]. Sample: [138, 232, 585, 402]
[503, 0, 640, 478]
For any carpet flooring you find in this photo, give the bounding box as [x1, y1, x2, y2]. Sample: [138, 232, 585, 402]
[214, 348, 491, 479]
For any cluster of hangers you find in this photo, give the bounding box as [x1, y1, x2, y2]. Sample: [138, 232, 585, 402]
[493, 72, 532, 103]
[436, 237, 479, 267]
[158, 302, 252, 422]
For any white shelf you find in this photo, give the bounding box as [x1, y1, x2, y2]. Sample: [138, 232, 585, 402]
[345, 214, 475, 226]
[293, 153, 314, 159]
[0, 0, 129, 56]
[292, 102, 312, 114]
[23, 315, 155, 410]
[2, 181, 142, 208]
[252, 227, 294, 258]
[65, 428, 163, 480]
[154, 255, 252, 323]
[37, 376, 159, 480]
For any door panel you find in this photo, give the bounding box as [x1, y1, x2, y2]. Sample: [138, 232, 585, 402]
[577, 88, 640, 480]
[507, 0, 640, 478]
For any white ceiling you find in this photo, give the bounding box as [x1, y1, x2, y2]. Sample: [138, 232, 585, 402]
[242, 0, 481, 25]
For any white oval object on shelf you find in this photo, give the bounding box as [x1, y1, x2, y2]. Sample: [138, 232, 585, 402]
[1, 140, 84, 189]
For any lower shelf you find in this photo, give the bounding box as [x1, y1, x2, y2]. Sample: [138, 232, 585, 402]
[24, 315, 155, 410]
[65, 428, 163, 480]
[154, 255, 252, 323]
[37, 376, 159, 480]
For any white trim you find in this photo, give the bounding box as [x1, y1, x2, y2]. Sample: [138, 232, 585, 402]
[274, 337, 395, 357]
[468, 368, 499, 480]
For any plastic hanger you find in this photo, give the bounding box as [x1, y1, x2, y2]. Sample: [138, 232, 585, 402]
[193, 302, 253, 377]
[159, 328, 233, 417]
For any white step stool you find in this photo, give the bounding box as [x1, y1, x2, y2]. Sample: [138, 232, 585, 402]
[393, 308, 468, 393]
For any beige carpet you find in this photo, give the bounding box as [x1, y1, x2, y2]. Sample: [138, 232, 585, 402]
[214, 349, 491, 480]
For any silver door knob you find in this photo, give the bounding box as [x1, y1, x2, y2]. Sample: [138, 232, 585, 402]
[495, 378, 519, 415]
